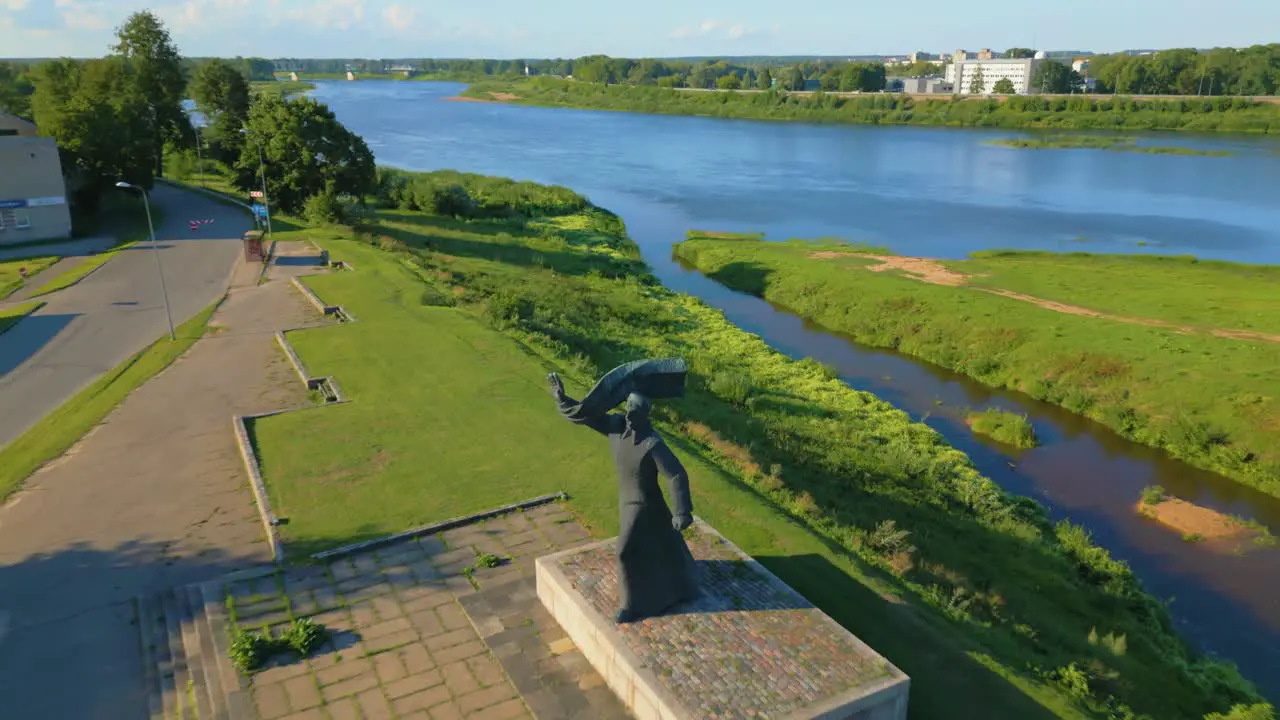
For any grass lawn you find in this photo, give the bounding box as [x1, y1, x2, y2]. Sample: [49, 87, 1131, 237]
[951, 251, 1280, 336]
[672, 236, 1280, 497]
[0, 300, 45, 335]
[0, 301, 219, 500]
[247, 169, 1266, 720]
[0, 256, 59, 299]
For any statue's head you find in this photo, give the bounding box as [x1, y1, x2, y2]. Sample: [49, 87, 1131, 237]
[624, 392, 652, 421]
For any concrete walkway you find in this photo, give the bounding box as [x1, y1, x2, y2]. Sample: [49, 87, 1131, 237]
[0, 184, 252, 451]
[0, 244, 328, 720]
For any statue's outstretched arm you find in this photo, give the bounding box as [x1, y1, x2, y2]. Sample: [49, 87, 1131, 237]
[652, 441, 693, 521]
[548, 372, 617, 435]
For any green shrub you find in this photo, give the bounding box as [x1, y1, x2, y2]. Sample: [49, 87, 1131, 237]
[228, 629, 273, 674]
[228, 618, 329, 674]
[282, 617, 327, 656]
[1141, 485, 1167, 506]
[708, 371, 752, 407]
[1205, 704, 1277, 720]
[303, 187, 346, 226]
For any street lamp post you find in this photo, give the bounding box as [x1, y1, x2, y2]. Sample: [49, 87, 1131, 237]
[241, 128, 273, 237]
[194, 124, 204, 188]
[116, 182, 175, 341]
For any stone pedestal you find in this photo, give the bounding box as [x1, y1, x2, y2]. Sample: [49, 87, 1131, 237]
[535, 519, 910, 720]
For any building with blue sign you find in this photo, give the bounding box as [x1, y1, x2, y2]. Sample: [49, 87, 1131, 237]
[0, 135, 73, 244]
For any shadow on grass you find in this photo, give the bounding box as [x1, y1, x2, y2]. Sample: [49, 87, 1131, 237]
[756, 553, 1063, 720]
[376, 215, 647, 280]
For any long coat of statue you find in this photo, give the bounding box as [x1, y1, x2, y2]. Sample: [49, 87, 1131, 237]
[548, 362, 699, 624]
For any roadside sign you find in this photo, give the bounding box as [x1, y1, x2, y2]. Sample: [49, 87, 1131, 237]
[250, 191, 264, 198]
[251, 203, 269, 219]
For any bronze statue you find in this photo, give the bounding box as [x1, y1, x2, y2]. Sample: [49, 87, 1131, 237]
[548, 359, 699, 624]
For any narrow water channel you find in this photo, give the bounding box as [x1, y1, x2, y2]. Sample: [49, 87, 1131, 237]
[588, 188, 1280, 700]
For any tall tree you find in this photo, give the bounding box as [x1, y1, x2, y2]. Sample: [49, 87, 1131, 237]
[189, 59, 251, 162]
[1004, 48, 1036, 59]
[785, 67, 806, 91]
[235, 95, 376, 215]
[968, 67, 986, 94]
[756, 67, 773, 90]
[112, 11, 188, 176]
[33, 57, 156, 211]
[992, 78, 1017, 94]
[716, 73, 742, 90]
[1032, 60, 1074, 93]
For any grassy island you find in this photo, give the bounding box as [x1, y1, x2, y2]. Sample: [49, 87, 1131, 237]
[671, 234, 1280, 498]
[458, 78, 1280, 134]
[967, 408, 1040, 448]
[991, 135, 1236, 155]
[204, 167, 1273, 720]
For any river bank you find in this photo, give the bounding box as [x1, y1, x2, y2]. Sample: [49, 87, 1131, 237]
[671, 235, 1280, 499]
[458, 78, 1280, 134]
[247, 165, 1267, 718]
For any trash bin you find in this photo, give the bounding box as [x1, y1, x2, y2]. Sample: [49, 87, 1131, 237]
[242, 230, 265, 262]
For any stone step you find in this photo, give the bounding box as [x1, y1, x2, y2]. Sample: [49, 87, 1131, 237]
[200, 578, 254, 720]
[160, 589, 192, 719]
[179, 585, 215, 720]
[135, 594, 166, 720]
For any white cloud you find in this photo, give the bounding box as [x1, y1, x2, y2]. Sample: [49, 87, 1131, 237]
[292, 0, 364, 30]
[382, 2, 415, 33]
[48, 0, 110, 31]
[668, 19, 757, 41]
[3, 0, 30, 11]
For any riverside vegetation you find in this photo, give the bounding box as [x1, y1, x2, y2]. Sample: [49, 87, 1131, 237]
[671, 235, 1280, 498]
[215, 165, 1273, 719]
[460, 78, 1280, 133]
[990, 135, 1236, 156]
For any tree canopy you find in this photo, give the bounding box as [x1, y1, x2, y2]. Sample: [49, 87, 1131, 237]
[234, 95, 376, 215]
[1031, 60, 1083, 94]
[0, 63, 35, 118]
[31, 57, 157, 209]
[992, 78, 1017, 94]
[1088, 45, 1280, 95]
[189, 59, 251, 162]
[112, 10, 190, 172]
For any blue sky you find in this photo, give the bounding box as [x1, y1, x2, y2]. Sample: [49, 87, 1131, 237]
[1, 0, 1276, 59]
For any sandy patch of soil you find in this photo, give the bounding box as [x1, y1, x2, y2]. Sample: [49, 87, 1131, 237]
[808, 252, 1280, 344]
[1137, 498, 1253, 541]
[444, 92, 521, 104]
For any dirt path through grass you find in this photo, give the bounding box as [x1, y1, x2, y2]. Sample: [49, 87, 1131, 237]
[819, 253, 1280, 344]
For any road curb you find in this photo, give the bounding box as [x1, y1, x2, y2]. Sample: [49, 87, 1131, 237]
[231, 414, 284, 563]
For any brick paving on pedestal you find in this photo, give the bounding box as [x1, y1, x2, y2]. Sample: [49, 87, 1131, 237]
[224, 501, 626, 720]
[556, 526, 894, 720]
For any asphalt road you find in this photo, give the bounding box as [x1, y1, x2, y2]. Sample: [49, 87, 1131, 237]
[0, 183, 251, 451]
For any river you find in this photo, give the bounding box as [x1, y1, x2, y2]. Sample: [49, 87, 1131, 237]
[307, 80, 1280, 698]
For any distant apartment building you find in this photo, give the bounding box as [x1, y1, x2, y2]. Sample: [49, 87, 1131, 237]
[908, 51, 939, 63]
[0, 135, 73, 244]
[946, 51, 1047, 94]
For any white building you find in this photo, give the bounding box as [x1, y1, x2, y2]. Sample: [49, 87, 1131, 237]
[946, 51, 1047, 94]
